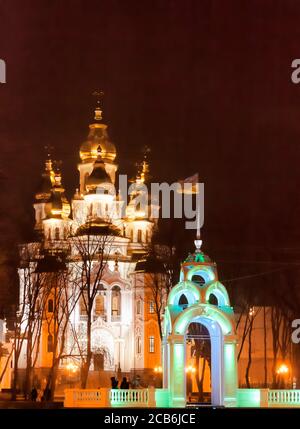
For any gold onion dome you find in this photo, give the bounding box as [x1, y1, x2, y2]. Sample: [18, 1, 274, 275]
[80, 104, 116, 163]
[47, 172, 71, 219]
[86, 146, 112, 192]
[35, 159, 55, 201]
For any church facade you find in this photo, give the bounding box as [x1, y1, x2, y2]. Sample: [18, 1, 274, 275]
[17, 102, 165, 385]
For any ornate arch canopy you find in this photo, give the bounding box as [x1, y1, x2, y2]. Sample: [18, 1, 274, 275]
[162, 240, 238, 408]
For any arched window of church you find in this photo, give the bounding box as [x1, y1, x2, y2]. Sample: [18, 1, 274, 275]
[136, 300, 142, 315]
[55, 227, 60, 240]
[48, 299, 54, 313]
[63, 226, 68, 239]
[145, 230, 148, 243]
[137, 336, 142, 355]
[48, 229, 51, 241]
[149, 300, 155, 314]
[111, 286, 121, 319]
[149, 336, 155, 353]
[89, 203, 93, 217]
[98, 283, 106, 291]
[47, 334, 53, 353]
[130, 229, 133, 242]
[137, 229, 142, 243]
[95, 294, 105, 316]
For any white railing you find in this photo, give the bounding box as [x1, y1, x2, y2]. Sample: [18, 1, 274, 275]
[237, 389, 300, 408]
[110, 389, 152, 407]
[64, 388, 155, 408]
[268, 390, 300, 407]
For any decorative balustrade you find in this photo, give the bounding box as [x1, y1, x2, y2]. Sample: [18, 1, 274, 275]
[64, 388, 109, 408]
[237, 388, 300, 408]
[64, 388, 156, 408]
[110, 389, 155, 407]
[65, 387, 300, 408]
[268, 390, 300, 407]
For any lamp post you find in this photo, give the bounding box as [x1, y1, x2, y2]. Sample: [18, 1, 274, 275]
[277, 363, 290, 389]
[153, 366, 162, 388]
[66, 362, 79, 388]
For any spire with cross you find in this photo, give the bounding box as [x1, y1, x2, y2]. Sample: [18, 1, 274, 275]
[92, 90, 104, 121]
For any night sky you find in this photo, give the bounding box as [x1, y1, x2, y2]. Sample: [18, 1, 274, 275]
[1, 0, 300, 310]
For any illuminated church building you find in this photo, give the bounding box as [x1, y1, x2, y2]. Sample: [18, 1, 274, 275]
[18, 103, 164, 382]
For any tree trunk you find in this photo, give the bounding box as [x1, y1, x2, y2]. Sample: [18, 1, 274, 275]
[81, 311, 92, 388]
[11, 351, 19, 401]
[263, 306, 268, 387]
[24, 330, 33, 400]
[45, 358, 60, 401]
[245, 319, 253, 388]
[198, 358, 206, 402]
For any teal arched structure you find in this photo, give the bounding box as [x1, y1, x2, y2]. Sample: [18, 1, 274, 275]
[162, 247, 238, 407]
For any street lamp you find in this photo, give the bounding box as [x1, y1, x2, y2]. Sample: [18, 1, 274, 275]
[277, 363, 289, 375]
[66, 362, 79, 388]
[153, 366, 163, 388]
[66, 362, 78, 373]
[277, 363, 290, 389]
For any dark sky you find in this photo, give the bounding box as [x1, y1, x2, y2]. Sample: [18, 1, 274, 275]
[1, 0, 300, 306]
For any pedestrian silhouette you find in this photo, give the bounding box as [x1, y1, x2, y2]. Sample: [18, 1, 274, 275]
[120, 377, 129, 389]
[110, 376, 118, 389]
[30, 387, 38, 402]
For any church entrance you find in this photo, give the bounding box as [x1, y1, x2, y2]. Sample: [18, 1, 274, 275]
[185, 322, 211, 404]
[93, 353, 104, 371]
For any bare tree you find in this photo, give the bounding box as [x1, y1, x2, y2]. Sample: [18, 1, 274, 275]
[134, 244, 174, 340]
[263, 306, 268, 387]
[12, 243, 47, 400]
[23, 269, 49, 399]
[271, 305, 283, 388]
[0, 341, 13, 386]
[42, 261, 81, 400]
[235, 304, 261, 387]
[188, 322, 211, 402]
[245, 313, 254, 388]
[70, 222, 117, 388]
[236, 304, 260, 363]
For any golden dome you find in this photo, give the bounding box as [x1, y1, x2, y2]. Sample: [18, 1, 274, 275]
[85, 148, 112, 193]
[35, 159, 55, 202]
[80, 123, 116, 163]
[47, 172, 71, 219]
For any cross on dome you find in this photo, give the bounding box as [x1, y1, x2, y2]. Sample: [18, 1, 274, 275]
[92, 90, 104, 121]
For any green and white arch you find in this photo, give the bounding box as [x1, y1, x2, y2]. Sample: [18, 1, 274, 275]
[162, 245, 238, 408]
